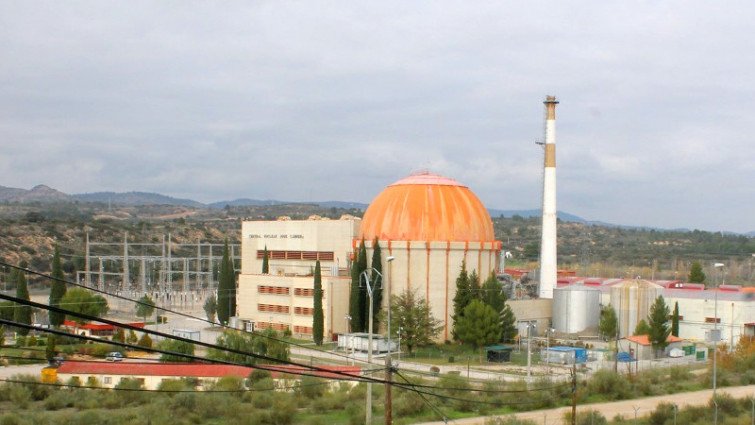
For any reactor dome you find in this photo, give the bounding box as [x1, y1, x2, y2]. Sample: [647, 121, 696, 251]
[360, 172, 494, 242]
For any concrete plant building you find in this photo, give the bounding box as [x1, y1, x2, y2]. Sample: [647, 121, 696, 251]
[236, 216, 360, 339]
[236, 172, 502, 342]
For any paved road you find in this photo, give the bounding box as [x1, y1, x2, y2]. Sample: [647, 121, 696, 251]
[417, 384, 755, 425]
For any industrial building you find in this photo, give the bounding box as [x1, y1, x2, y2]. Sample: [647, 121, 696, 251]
[236, 172, 501, 341]
[236, 216, 360, 339]
[550, 277, 755, 345]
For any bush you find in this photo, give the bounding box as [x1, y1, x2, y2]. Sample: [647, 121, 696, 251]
[298, 375, 326, 399]
[138, 333, 153, 348]
[43, 391, 75, 410]
[586, 370, 631, 401]
[8, 384, 31, 409]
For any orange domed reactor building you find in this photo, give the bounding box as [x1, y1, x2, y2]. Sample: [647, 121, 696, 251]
[236, 172, 501, 342]
[360, 172, 501, 341]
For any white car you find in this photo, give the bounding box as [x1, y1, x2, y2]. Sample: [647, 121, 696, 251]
[105, 352, 124, 361]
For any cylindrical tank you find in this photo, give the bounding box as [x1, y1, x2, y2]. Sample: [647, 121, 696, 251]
[610, 279, 662, 338]
[552, 284, 601, 334]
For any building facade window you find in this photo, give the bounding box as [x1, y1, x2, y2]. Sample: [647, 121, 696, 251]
[258, 304, 290, 314]
[256, 250, 334, 261]
[258, 286, 290, 295]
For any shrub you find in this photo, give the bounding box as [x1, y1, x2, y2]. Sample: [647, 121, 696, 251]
[137, 333, 153, 348]
[298, 375, 326, 399]
[586, 370, 631, 401]
[43, 391, 75, 410]
[8, 384, 31, 409]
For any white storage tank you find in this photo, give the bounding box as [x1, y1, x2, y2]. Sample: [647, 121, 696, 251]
[610, 279, 662, 338]
[552, 284, 601, 334]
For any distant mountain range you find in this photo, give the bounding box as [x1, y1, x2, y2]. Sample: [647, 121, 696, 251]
[2, 184, 753, 236]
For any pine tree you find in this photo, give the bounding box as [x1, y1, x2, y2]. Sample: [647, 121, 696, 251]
[389, 289, 442, 354]
[370, 239, 382, 331]
[499, 303, 518, 343]
[312, 260, 324, 345]
[49, 245, 67, 327]
[648, 295, 671, 357]
[452, 261, 473, 341]
[217, 239, 236, 325]
[455, 299, 502, 361]
[480, 272, 505, 313]
[599, 304, 618, 340]
[688, 261, 706, 284]
[634, 318, 651, 336]
[13, 269, 32, 336]
[671, 302, 680, 337]
[262, 245, 269, 274]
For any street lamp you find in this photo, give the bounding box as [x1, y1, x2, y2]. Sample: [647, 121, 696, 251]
[545, 327, 555, 374]
[713, 262, 725, 400]
[360, 268, 382, 425]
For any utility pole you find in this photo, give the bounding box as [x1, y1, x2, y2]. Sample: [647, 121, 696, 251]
[571, 358, 577, 425]
[385, 256, 394, 425]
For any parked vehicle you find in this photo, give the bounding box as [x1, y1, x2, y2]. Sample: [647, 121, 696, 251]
[105, 352, 124, 361]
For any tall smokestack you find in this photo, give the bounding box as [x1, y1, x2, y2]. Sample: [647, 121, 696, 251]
[539, 95, 559, 299]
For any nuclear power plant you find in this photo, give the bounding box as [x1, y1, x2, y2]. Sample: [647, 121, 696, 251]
[235, 95, 755, 350]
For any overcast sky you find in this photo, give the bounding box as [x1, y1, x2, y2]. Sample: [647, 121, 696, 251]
[1, 1, 754, 233]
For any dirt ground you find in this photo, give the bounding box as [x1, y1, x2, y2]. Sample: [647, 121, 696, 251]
[418, 384, 755, 425]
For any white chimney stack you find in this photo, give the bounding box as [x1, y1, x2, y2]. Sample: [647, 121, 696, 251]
[539, 95, 559, 299]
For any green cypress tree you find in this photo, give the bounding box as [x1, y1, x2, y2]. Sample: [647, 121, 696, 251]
[217, 239, 235, 325]
[14, 269, 32, 336]
[49, 245, 67, 327]
[312, 260, 324, 345]
[262, 245, 269, 274]
[357, 239, 369, 331]
[370, 238, 383, 331]
[671, 301, 680, 337]
[348, 246, 363, 333]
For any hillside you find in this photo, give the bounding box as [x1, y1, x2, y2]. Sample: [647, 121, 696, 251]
[1, 200, 754, 289]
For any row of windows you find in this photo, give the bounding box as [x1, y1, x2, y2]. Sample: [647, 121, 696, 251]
[704, 317, 721, 323]
[256, 250, 335, 261]
[257, 286, 322, 297]
[259, 286, 290, 295]
[258, 304, 314, 316]
[258, 322, 289, 332]
[294, 307, 314, 315]
[258, 304, 290, 314]
[294, 325, 313, 335]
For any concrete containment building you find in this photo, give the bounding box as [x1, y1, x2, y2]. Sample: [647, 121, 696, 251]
[359, 172, 501, 341]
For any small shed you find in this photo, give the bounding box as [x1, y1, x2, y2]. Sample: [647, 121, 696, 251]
[620, 334, 684, 360]
[544, 346, 587, 364]
[485, 346, 513, 363]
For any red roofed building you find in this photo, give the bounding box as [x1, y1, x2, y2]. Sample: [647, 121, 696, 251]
[53, 361, 361, 391]
[62, 320, 145, 337]
[620, 334, 684, 360]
